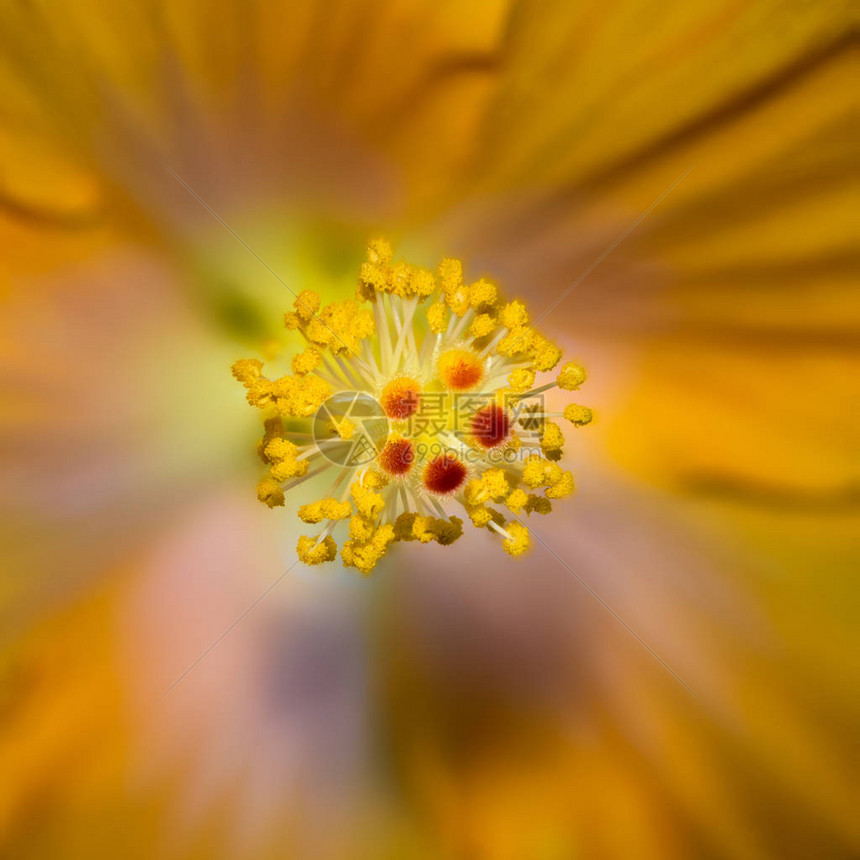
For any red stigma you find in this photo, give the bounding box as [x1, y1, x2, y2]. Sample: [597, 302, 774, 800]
[471, 404, 511, 448]
[380, 377, 421, 420]
[378, 437, 415, 476]
[422, 453, 468, 495]
[437, 349, 484, 391]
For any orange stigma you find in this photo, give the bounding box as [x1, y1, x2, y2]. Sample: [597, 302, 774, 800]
[471, 403, 511, 448]
[378, 437, 415, 476]
[380, 376, 421, 419]
[437, 348, 484, 391]
[422, 453, 468, 495]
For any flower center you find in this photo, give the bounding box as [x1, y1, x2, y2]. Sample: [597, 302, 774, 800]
[378, 437, 415, 476]
[232, 238, 592, 573]
[471, 403, 511, 448]
[380, 376, 421, 419]
[422, 453, 468, 494]
[437, 348, 484, 391]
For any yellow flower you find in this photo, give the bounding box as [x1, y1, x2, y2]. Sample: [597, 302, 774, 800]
[0, 2, 854, 859]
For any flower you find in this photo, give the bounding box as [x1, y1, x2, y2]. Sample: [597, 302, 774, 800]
[0, 2, 855, 859]
[233, 240, 592, 573]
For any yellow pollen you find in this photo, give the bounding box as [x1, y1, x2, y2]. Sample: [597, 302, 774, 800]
[557, 361, 587, 390]
[564, 403, 593, 426]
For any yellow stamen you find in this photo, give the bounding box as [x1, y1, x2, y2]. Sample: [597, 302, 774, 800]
[557, 361, 587, 390]
[502, 521, 530, 557]
[564, 403, 594, 426]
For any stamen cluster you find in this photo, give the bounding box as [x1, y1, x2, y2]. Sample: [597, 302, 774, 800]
[232, 240, 592, 574]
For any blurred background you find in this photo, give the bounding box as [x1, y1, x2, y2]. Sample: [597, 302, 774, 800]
[0, 1, 857, 858]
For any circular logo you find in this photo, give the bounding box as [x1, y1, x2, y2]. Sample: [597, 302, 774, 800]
[312, 391, 389, 467]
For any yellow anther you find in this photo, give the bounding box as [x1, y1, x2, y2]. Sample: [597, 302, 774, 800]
[367, 238, 393, 264]
[481, 468, 510, 502]
[256, 479, 285, 508]
[245, 379, 275, 408]
[270, 457, 309, 482]
[465, 503, 494, 528]
[294, 290, 320, 322]
[502, 522, 530, 556]
[257, 417, 284, 463]
[264, 438, 299, 463]
[341, 524, 396, 574]
[427, 302, 448, 334]
[446, 286, 470, 317]
[376, 524, 397, 550]
[545, 470, 575, 499]
[397, 514, 463, 546]
[522, 455, 562, 489]
[388, 262, 413, 297]
[564, 403, 594, 426]
[540, 421, 565, 460]
[297, 501, 325, 524]
[350, 481, 385, 519]
[305, 318, 333, 347]
[232, 358, 264, 387]
[349, 515, 376, 542]
[306, 299, 375, 355]
[291, 347, 321, 376]
[463, 478, 487, 506]
[411, 515, 436, 543]
[297, 534, 338, 565]
[283, 311, 301, 330]
[320, 499, 352, 520]
[530, 335, 562, 372]
[506, 488, 529, 513]
[557, 361, 587, 390]
[360, 469, 389, 490]
[499, 301, 528, 329]
[439, 258, 469, 316]
[357, 261, 386, 300]
[507, 367, 536, 393]
[497, 326, 535, 357]
[297, 498, 353, 524]
[348, 308, 375, 344]
[469, 278, 498, 308]
[438, 257, 463, 291]
[470, 313, 496, 339]
[265, 438, 306, 481]
[544, 462, 564, 485]
[273, 374, 331, 417]
[522, 455, 546, 488]
[412, 267, 436, 298]
[356, 492, 384, 519]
